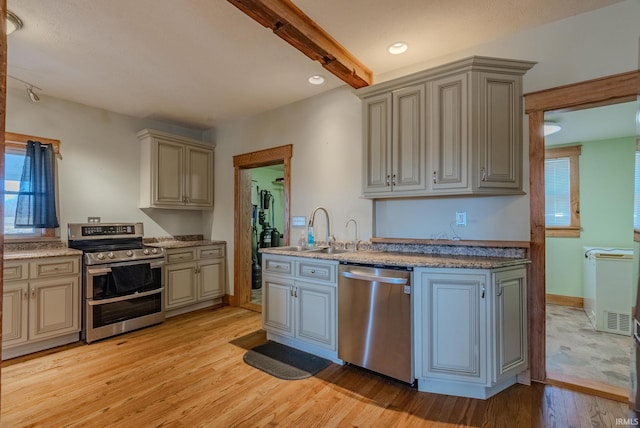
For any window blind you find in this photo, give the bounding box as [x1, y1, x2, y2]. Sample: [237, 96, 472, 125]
[545, 157, 571, 226]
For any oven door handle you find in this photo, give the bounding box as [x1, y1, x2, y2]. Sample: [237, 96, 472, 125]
[87, 287, 164, 306]
[87, 267, 112, 275]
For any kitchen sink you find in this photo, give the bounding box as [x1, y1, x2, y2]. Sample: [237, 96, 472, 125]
[273, 246, 311, 252]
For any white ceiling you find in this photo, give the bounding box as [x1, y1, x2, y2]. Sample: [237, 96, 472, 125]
[544, 101, 639, 146]
[6, 0, 625, 129]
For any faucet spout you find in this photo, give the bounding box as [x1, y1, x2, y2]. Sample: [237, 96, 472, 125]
[309, 207, 332, 246]
[345, 218, 359, 251]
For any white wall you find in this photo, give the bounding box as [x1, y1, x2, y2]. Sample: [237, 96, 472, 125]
[6, 86, 212, 239]
[214, 0, 640, 293]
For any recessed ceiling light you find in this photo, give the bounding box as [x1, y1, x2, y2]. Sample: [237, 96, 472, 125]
[543, 122, 562, 136]
[308, 75, 325, 85]
[388, 42, 408, 55]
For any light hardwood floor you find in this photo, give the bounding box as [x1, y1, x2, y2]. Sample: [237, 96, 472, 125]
[1, 306, 637, 427]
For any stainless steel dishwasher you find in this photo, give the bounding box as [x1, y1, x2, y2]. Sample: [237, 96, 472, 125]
[338, 262, 413, 384]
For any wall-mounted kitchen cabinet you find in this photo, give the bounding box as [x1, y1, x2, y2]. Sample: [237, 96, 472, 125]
[362, 84, 426, 194]
[413, 265, 527, 399]
[138, 129, 214, 209]
[358, 56, 535, 198]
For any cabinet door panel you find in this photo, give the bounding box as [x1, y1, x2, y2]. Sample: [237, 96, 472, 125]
[476, 72, 520, 189]
[155, 140, 185, 205]
[2, 283, 28, 346]
[296, 282, 335, 349]
[493, 269, 527, 382]
[262, 276, 295, 337]
[166, 264, 197, 309]
[430, 74, 468, 191]
[186, 146, 213, 207]
[421, 272, 487, 384]
[198, 259, 225, 300]
[29, 277, 80, 341]
[363, 93, 393, 194]
[392, 84, 426, 191]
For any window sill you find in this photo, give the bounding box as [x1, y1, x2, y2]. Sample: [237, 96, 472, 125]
[546, 227, 581, 238]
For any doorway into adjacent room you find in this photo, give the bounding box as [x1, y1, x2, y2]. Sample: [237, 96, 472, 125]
[232, 145, 292, 313]
[542, 102, 636, 397]
[249, 164, 286, 307]
[524, 70, 638, 402]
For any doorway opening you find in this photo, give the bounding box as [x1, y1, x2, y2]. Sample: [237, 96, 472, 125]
[233, 145, 292, 312]
[542, 102, 637, 399]
[524, 70, 639, 402]
[250, 164, 286, 306]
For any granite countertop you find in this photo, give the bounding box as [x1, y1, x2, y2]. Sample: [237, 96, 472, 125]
[4, 241, 83, 261]
[144, 239, 226, 249]
[260, 247, 529, 269]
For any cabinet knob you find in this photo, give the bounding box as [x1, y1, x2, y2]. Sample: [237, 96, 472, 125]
[392, 174, 396, 186]
[496, 281, 503, 296]
[432, 171, 437, 184]
[481, 167, 487, 182]
[385, 175, 391, 186]
[481, 285, 485, 299]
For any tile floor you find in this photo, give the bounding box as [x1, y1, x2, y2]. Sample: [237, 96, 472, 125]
[546, 304, 631, 389]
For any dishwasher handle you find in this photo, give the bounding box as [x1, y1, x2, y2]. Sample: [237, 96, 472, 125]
[340, 270, 408, 285]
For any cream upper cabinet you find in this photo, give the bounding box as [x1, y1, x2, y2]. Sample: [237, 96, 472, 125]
[358, 56, 535, 198]
[138, 129, 214, 209]
[362, 84, 426, 195]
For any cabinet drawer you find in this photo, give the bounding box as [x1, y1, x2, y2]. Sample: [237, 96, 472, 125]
[198, 245, 225, 259]
[30, 257, 79, 279]
[296, 260, 336, 284]
[263, 257, 294, 276]
[166, 248, 196, 264]
[4, 262, 29, 281]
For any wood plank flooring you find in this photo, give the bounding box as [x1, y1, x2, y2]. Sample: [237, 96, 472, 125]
[1, 306, 637, 427]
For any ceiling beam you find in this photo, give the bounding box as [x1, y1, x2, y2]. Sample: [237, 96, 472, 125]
[227, 0, 373, 89]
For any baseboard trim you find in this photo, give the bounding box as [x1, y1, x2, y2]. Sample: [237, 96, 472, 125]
[546, 294, 583, 308]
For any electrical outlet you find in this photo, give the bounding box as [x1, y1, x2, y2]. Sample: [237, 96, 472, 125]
[455, 211, 467, 226]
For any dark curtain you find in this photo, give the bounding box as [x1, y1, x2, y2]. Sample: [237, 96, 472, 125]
[15, 140, 60, 228]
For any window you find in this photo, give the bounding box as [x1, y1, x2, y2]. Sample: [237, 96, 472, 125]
[544, 145, 581, 237]
[4, 132, 60, 239]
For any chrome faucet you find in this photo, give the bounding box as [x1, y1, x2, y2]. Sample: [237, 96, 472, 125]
[345, 218, 359, 252]
[309, 207, 333, 246]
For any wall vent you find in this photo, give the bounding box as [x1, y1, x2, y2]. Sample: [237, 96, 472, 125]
[604, 310, 631, 336]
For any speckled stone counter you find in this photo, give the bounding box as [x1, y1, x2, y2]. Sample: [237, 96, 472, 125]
[4, 241, 82, 261]
[260, 245, 529, 269]
[144, 235, 226, 249]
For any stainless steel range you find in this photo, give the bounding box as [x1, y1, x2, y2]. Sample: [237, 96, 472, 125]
[68, 223, 165, 343]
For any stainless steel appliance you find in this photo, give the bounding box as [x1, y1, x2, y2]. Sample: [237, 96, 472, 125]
[68, 223, 165, 343]
[338, 262, 413, 383]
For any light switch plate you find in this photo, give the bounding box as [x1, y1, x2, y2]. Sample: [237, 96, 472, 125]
[455, 211, 467, 226]
[292, 216, 306, 227]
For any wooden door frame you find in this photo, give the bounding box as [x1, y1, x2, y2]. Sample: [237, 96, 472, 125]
[524, 70, 639, 384]
[231, 145, 292, 311]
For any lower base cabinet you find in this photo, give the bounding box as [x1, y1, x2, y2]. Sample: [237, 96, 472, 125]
[165, 244, 226, 315]
[413, 265, 527, 399]
[262, 254, 339, 363]
[2, 256, 81, 359]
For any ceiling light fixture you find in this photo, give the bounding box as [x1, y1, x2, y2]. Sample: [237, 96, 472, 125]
[543, 121, 562, 136]
[388, 42, 408, 55]
[308, 75, 325, 85]
[8, 75, 42, 103]
[6, 10, 23, 35]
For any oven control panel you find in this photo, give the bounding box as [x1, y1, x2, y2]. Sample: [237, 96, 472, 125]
[68, 223, 143, 240]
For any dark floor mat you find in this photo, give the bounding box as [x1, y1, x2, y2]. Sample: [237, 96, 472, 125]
[243, 340, 332, 380]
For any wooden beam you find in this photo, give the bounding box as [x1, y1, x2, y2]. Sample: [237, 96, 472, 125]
[227, 0, 373, 89]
